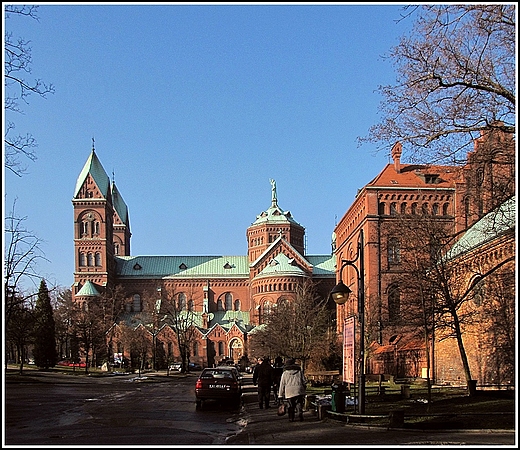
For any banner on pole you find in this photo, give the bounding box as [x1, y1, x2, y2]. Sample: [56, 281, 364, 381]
[343, 316, 355, 384]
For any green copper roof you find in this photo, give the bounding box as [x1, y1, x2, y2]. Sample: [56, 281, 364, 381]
[111, 181, 130, 226]
[74, 149, 111, 199]
[115, 255, 250, 278]
[444, 196, 515, 261]
[76, 280, 100, 297]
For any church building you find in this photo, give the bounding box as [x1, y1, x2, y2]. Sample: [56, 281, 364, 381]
[72, 148, 336, 368]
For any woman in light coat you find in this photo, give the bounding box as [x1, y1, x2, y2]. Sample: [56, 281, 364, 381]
[278, 358, 306, 421]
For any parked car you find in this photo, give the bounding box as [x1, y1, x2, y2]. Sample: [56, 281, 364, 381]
[195, 366, 242, 410]
[188, 362, 202, 371]
[57, 360, 86, 368]
[169, 362, 182, 372]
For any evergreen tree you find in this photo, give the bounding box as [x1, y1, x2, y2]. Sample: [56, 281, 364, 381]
[33, 279, 58, 368]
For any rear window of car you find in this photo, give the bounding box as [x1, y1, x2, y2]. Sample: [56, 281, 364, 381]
[201, 369, 235, 379]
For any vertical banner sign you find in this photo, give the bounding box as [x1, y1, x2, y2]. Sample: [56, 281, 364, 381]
[343, 316, 355, 384]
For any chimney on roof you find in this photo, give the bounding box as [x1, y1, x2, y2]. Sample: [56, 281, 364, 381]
[391, 142, 402, 173]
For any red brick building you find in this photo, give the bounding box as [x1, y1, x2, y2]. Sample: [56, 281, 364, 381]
[332, 126, 515, 386]
[72, 151, 335, 369]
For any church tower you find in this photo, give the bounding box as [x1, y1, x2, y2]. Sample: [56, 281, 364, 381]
[246, 179, 305, 263]
[72, 143, 130, 297]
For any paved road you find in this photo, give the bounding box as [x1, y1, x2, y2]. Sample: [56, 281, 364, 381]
[4, 368, 516, 447]
[4, 369, 242, 446]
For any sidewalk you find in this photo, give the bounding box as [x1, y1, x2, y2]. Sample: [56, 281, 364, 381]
[227, 376, 364, 446]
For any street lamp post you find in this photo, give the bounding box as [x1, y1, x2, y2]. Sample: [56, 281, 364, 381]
[330, 229, 365, 414]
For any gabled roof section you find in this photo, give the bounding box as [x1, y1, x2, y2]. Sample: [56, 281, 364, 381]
[76, 280, 100, 297]
[115, 255, 249, 278]
[250, 235, 310, 269]
[256, 252, 307, 278]
[74, 149, 111, 199]
[443, 196, 515, 262]
[367, 163, 459, 189]
[111, 181, 130, 227]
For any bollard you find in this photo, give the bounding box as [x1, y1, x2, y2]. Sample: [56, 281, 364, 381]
[401, 384, 410, 399]
[388, 410, 405, 427]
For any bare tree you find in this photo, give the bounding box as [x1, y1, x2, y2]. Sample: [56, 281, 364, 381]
[4, 199, 48, 334]
[249, 279, 337, 372]
[4, 5, 55, 176]
[158, 285, 202, 373]
[360, 4, 515, 165]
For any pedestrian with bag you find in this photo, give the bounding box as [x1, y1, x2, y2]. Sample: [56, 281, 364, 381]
[253, 356, 274, 409]
[278, 358, 306, 422]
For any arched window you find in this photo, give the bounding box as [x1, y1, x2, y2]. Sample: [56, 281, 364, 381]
[388, 238, 401, 265]
[79, 252, 86, 266]
[378, 202, 386, 215]
[388, 285, 400, 323]
[442, 203, 450, 216]
[411, 203, 418, 215]
[87, 252, 94, 266]
[114, 243, 120, 255]
[234, 299, 240, 311]
[390, 202, 397, 215]
[193, 341, 198, 357]
[421, 203, 429, 215]
[94, 221, 100, 235]
[218, 341, 225, 355]
[225, 293, 232, 311]
[400, 203, 407, 214]
[188, 299, 194, 312]
[217, 299, 224, 311]
[178, 293, 186, 311]
[95, 252, 102, 266]
[432, 203, 439, 215]
[133, 294, 141, 312]
[81, 221, 88, 236]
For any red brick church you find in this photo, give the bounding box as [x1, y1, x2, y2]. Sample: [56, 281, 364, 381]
[72, 149, 336, 369]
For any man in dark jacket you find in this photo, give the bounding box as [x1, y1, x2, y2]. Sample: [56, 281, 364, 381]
[253, 357, 274, 409]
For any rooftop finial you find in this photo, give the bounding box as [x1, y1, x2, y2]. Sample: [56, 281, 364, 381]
[92, 136, 95, 151]
[270, 178, 277, 205]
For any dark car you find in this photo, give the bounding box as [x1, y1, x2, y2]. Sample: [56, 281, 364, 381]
[188, 362, 202, 371]
[195, 366, 242, 410]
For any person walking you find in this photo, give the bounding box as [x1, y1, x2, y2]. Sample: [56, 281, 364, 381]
[253, 357, 274, 409]
[271, 356, 284, 406]
[278, 358, 306, 422]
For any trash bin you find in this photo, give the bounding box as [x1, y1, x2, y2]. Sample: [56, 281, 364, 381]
[331, 383, 346, 413]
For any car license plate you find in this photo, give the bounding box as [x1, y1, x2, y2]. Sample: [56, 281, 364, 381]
[209, 384, 228, 389]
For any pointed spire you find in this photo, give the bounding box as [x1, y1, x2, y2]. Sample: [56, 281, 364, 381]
[92, 136, 95, 152]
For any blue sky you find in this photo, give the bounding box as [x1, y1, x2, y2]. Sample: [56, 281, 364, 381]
[4, 3, 413, 292]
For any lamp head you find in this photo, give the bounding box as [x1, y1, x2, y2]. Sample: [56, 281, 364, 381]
[330, 281, 352, 305]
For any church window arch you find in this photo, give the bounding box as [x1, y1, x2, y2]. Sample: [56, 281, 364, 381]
[133, 294, 141, 312]
[218, 341, 225, 355]
[178, 293, 186, 311]
[87, 252, 94, 266]
[79, 252, 86, 266]
[388, 238, 401, 265]
[95, 252, 102, 266]
[225, 293, 232, 311]
[234, 299, 240, 311]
